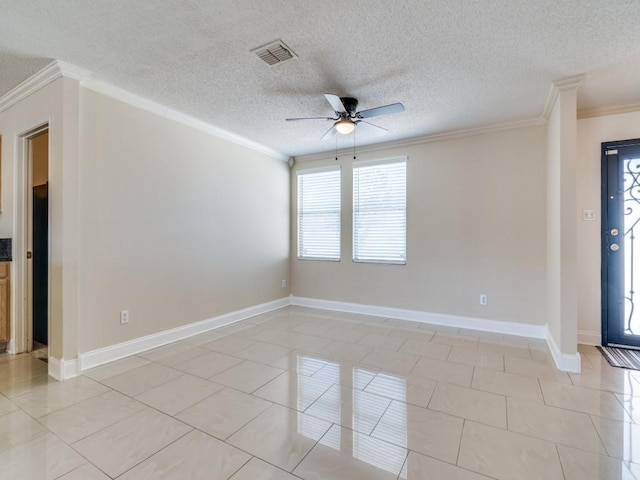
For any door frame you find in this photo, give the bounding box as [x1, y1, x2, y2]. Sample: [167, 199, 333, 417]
[13, 123, 50, 354]
[601, 138, 640, 347]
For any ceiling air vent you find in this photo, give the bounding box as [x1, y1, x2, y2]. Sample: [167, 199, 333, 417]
[252, 40, 296, 66]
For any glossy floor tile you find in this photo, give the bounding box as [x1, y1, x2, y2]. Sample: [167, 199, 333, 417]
[305, 384, 392, 434]
[316, 340, 372, 363]
[294, 424, 407, 480]
[229, 457, 300, 480]
[57, 463, 111, 479]
[471, 366, 544, 403]
[118, 430, 251, 479]
[359, 348, 419, 375]
[1, 306, 639, 479]
[99, 362, 183, 397]
[176, 387, 272, 440]
[363, 372, 437, 408]
[253, 371, 333, 411]
[458, 421, 564, 480]
[133, 373, 223, 415]
[0, 432, 85, 479]
[227, 404, 332, 471]
[0, 410, 48, 453]
[540, 379, 632, 421]
[210, 360, 284, 393]
[557, 444, 640, 480]
[371, 400, 463, 463]
[38, 390, 146, 443]
[507, 397, 606, 453]
[411, 356, 474, 386]
[173, 350, 244, 378]
[399, 338, 451, 359]
[400, 450, 492, 479]
[447, 346, 505, 371]
[11, 376, 109, 418]
[428, 382, 507, 428]
[72, 408, 192, 477]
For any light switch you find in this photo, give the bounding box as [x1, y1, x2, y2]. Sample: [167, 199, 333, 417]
[583, 209, 596, 221]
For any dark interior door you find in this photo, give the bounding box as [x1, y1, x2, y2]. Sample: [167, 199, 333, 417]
[602, 140, 640, 347]
[32, 182, 48, 346]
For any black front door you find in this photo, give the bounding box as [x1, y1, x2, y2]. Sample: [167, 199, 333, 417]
[602, 140, 640, 347]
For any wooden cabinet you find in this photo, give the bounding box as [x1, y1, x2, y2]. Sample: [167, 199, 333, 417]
[0, 262, 9, 344]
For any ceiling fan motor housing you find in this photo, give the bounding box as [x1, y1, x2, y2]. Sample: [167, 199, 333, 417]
[340, 97, 358, 116]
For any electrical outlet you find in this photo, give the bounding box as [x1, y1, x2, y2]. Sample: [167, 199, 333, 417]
[479, 294, 488, 306]
[282, 279, 287, 289]
[120, 310, 129, 324]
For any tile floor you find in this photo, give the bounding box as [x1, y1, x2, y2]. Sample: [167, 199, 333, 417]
[0, 306, 638, 479]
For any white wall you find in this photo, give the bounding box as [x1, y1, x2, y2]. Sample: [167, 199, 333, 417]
[292, 126, 547, 327]
[76, 88, 291, 353]
[577, 110, 640, 344]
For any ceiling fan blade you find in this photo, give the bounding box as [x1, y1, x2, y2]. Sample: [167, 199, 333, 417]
[355, 120, 388, 136]
[286, 117, 334, 121]
[356, 102, 405, 119]
[324, 93, 347, 114]
[321, 124, 337, 140]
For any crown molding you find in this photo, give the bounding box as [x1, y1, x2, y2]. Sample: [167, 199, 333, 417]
[553, 74, 585, 91]
[0, 60, 290, 162]
[541, 84, 559, 122]
[578, 101, 640, 120]
[56, 60, 93, 81]
[0, 61, 62, 113]
[294, 117, 540, 163]
[540, 74, 586, 121]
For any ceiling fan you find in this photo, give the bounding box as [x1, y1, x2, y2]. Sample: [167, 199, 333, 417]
[286, 94, 405, 139]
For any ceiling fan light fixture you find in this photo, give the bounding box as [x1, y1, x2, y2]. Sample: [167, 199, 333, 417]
[335, 118, 355, 135]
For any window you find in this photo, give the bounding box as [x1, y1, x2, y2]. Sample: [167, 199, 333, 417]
[297, 167, 341, 261]
[353, 159, 406, 264]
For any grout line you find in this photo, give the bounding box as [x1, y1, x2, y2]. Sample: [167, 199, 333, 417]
[455, 418, 466, 466]
[588, 413, 610, 456]
[555, 443, 567, 480]
[289, 421, 334, 473]
[395, 449, 409, 480]
[369, 397, 393, 434]
[111, 427, 193, 478]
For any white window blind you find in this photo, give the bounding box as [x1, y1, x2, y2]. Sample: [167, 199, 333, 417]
[297, 167, 341, 261]
[353, 159, 406, 264]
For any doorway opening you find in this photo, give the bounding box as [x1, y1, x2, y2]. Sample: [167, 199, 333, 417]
[17, 126, 50, 361]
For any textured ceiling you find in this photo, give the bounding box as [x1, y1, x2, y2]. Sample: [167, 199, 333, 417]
[1, 1, 640, 157]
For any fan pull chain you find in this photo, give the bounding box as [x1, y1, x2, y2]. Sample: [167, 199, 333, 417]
[353, 128, 356, 160]
[335, 134, 338, 161]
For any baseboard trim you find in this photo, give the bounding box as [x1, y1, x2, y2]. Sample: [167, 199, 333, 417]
[291, 296, 584, 372]
[77, 297, 289, 373]
[290, 296, 547, 339]
[578, 330, 601, 346]
[48, 357, 79, 381]
[48, 357, 61, 380]
[71, 295, 583, 377]
[545, 327, 581, 373]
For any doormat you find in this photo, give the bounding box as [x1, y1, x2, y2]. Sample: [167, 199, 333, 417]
[597, 345, 640, 370]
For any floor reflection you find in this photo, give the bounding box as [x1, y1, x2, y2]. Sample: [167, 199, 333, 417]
[296, 354, 408, 475]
